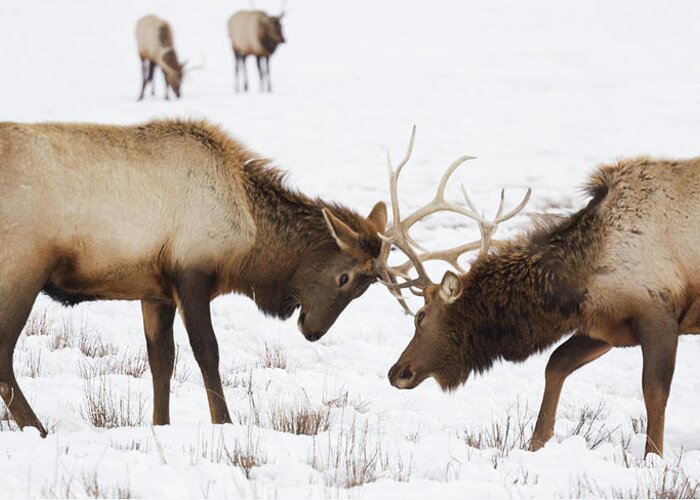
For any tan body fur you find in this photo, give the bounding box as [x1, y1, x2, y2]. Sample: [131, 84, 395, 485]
[0, 119, 387, 436]
[228, 10, 285, 92]
[136, 15, 184, 100]
[388, 157, 700, 457]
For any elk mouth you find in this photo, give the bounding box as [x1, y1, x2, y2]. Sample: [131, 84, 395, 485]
[296, 310, 326, 342]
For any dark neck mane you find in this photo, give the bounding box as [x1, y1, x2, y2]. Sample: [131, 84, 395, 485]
[460, 196, 606, 372]
[234, 162, 374, 317]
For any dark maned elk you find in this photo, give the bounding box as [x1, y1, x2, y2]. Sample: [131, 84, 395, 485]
[228, 10, 285, 92]
[136, 15, 186, 100]
[0, 119, 388, 437]
[382, 129, 700, 457]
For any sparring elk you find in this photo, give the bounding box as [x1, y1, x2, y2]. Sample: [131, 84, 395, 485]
[136, 15, 186, 100]
[0, 118, 387, 437]
[228, 10, 285, 92]
[381, 128, 700, 457]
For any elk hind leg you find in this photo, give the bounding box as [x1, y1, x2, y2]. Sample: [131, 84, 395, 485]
[530, 333, 611, 451]
[0, 270, 49, 437]
[636, 310, 678, 458]
[142, 300, 176, 425]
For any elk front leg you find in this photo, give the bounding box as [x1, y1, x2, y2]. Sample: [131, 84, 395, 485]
[0, 272, 48, 437]
[175, 270, 231, 424]
[141, 300, 176, 425]
[233, 51, 240, 92]
[162, 68, 170, 100]
[530, 333, 611, 451]
[637, 312, 678, 458]
[256, 56, 264, 92]
[264, 57, 272, 92]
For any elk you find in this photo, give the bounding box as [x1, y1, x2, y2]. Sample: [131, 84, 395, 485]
[136, 15, 186, 100]
[227, 10, 285, 93]
[382, 128, 700, 458]
[0, 118, 387, 437]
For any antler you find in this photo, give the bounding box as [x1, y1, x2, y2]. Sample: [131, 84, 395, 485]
[376, 127, 531, 314]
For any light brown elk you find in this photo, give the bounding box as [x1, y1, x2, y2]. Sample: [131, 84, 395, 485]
[136, 15, 186, 100]
[228, 10, 285, 92]
[382, 129, 700, 457]
[0, 118, 387, 437]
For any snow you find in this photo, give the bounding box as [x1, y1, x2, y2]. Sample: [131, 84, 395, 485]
[2, 0, 700, 497]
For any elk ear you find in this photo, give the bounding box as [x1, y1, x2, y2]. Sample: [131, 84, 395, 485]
[439, 271, 463, 304]
[367, 202, 387, 232]
[323, 208, 360, 252]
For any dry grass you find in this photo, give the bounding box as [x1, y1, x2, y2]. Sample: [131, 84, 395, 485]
[24, 311, 53, 337]
[78, 350, 149, 379]
[189, 426, 268, 480]
[566, 401, 617, 450]
[225, 431, 268, 480]
[48, 318, 75, 351]
[573, 455, 700, 499]
[78, 376, 145, 428]
[79, 332, 117, 358]
[463, 402, 534, 464]
[82, 470, 132, 499]
[19, 348, 42, 378]
[262, 342, 287, 370]
[309, 416, 411, 488]
[323, 389, 371, 414]
[0, 403, 18, 432]
[269, 402, 330, 436]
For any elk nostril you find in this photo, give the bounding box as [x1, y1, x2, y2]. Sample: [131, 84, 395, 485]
[398, 367, 413, 380]
[306, 332, 321, 342]
[299, 312, 306, 325]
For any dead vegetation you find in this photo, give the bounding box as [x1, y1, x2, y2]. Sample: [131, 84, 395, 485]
[77, 350, 148, 379]
[463, 402, 534, 463]
[309, 416, 412, 488]
[269, 402, 330, 436]
[262, 342, 287, 370]
[77, 376, 145, 428]
[572, 453, 700, 499]
[565, 401, 618, 450]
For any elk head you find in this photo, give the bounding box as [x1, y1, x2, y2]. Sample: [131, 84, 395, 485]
[261, 14, 286, 49]
[376, 127, 531, 389]
[292, 202, 387, 341]
[161, 49, 184, 98]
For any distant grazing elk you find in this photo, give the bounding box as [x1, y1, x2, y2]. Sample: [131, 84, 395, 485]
[136, 15, 186, 100]
[228, 10, 285, 92]
[382, 128, 700, 458]
[0, 118, 388, 437]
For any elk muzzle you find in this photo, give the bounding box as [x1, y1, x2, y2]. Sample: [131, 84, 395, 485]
[297, 310, 326, 342]
[388, 362, 421, 389]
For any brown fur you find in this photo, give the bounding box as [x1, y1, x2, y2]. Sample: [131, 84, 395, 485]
[227, 10, 285, 92]
[0, 118, 386, 435]
[388, 156, 700, 457]
[136, 15, 184, 100]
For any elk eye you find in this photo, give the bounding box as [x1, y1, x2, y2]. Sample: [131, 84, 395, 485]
[416, 311, 426, 327]
[339, 273, 349, 287]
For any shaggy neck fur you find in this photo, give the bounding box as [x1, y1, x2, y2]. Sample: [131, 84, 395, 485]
[457, 193, 607, 374]
[235, 162, 378, 318]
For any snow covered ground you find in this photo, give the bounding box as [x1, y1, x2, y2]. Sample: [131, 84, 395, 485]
[2, 0, 700, 497]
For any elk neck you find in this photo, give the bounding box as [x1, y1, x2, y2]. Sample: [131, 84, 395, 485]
[459, 194, 607, 372]
[230, 162, 360, 318]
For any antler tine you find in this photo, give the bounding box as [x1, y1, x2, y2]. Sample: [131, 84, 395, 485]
[377, 126, 532, 315]
[496, 187, 532, 223]
[459, 185, 532, 254]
